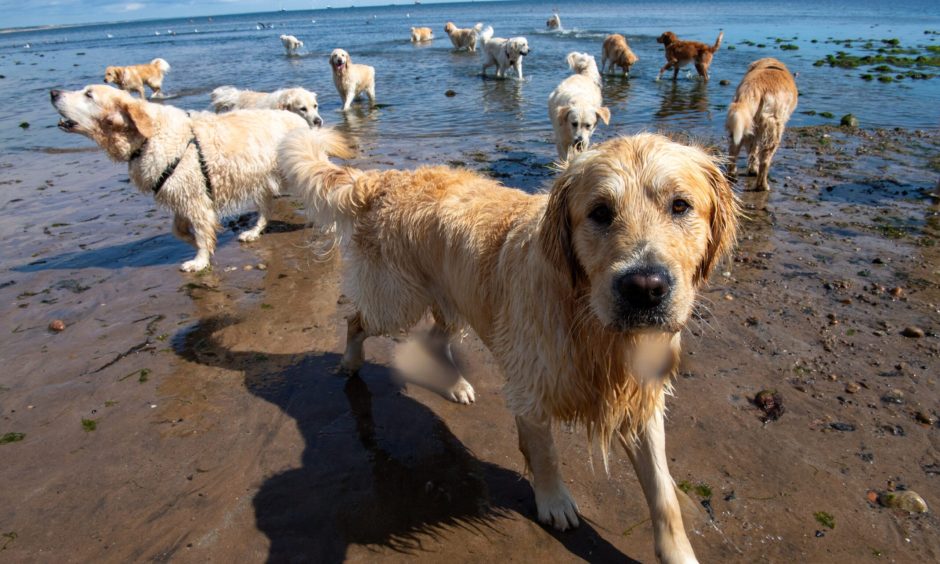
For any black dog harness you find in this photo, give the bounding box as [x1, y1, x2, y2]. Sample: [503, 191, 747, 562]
[130, 125, 213, 198]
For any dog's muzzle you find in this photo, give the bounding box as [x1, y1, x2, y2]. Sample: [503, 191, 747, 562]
[312, 116, 323, 128]
[611, 265, 674, 330]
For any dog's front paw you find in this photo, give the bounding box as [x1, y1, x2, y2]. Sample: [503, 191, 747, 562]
[446, 378, 476, 404]
[180, 259, 209, 272]
[237, 231, 261, 243]
[535, 482, 580, 531]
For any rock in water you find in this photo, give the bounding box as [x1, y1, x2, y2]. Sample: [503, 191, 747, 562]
[840, 114, 859, 127]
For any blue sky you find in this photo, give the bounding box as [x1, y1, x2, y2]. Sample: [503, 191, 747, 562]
[2, 0, 470, 29]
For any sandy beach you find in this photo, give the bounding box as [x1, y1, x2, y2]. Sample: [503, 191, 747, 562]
[1, 121, 938, 561]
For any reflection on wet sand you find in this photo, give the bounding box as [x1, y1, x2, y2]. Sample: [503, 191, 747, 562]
[655, 80, 710, 121]
[480, 77, 526, 121]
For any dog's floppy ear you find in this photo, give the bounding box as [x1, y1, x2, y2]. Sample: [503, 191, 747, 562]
[540, 172, 584, 287]
[695, 157, 739, 284]
[555, 105, 571, 124]
[596, 106, 611, 125]
[120, 99, 155, 138]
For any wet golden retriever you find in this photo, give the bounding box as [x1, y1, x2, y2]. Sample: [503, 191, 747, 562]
[601, 34, 639, 76]
[656, 31, 723, 81]
[548, 52, 610, 161]
[480, 26, 530, 79]
[443, 22, 483, 51]
[726, 58, 798, 191]
[50, 85, 307, 272]
[546, 13, 561, 29]
[410, 26, 433, 42]
[103, 58, 170, 98]
[210, 86, 323, 127]
[279, 128, 738, 563]
[329, 48, 376, 111]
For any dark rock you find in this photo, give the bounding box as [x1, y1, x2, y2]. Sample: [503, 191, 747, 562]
[445, 90, 457, 97]
[719, 79, 730, 86]
[901, 326, 924, 338]
[754, 389, 784, 421]
[830, 422, 856, 432]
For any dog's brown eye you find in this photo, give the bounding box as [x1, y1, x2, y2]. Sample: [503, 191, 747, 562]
[300, 106, 307, 111]
[588, 203, 614, 226]
[85, 90, 93, 99]
[671, 198, 691, 216]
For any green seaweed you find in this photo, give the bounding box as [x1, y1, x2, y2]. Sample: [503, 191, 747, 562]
[814, 511, 835, 529]
[81, 418, 97, 432]
[819, 112, 835, 119]
[0, 432, 25, 444]
[779, 44, 799, 51]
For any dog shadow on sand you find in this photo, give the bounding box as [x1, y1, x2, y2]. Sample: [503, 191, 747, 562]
[175, 314, 639, 563]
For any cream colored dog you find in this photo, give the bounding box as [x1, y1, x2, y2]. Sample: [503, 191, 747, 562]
[410, 26, 433, 42]
[103, 58, 170, 99]
[211, 86, 322, 127]
[444, 22, 483, 51]
[279, 127, 738, 563]
[50, 85, 307, 272]
[601, 34, 640, 76]
[280, 34, 303, 55]
[726, 58, 798, 191]
[480, 26, 530, 79]
[548, 52, 611, 161]
[329, 48, 376, 111]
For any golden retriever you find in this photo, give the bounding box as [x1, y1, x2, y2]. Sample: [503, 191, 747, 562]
[210, 86, 322, 127]
[548, 52, 611, 161]
[444, 22, 483, 51]
[50, 85, 307, 272]
[480, 26, 530, 79]
[103, 58, 170, 99]
[279, 127, 738, 563]
[656, 31, 723, 81]
[726, 58, 798, 191]
[329, 48, 376, 111]
[601, 34, 640, 76]
[410, 26, 434, 42]
[546, 13, 561, 29]
[280, 34, 303, 55]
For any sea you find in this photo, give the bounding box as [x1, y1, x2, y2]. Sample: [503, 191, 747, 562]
[1, 0, 939, 164]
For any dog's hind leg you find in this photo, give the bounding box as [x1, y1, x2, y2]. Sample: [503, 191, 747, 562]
[238, 192, 271, 242]
[755, 119, 783, 192]
[516, 414, 580, 531]
[620, 409, 698, 563]
[341, 311, 371, 374]
[365, 84, 376, 108]
[425, 310, 475, 404]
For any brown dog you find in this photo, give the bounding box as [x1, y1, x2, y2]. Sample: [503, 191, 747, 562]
[726, 58, 798, 191]
[410, 26, 433, 42]
[601, 34, 639, 76]
[103, 58, 170, 98]
[280, 128, 739, 562]
[656, 31, 723, 81]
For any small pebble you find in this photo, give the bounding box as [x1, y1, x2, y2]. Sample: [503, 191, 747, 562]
[445, 89, 457, 97]
[878, 490, 929, 513]
[48, 319, 66, 332]
[914, 411, 936, 425]
[881, 389, 904, 404]
[257, 263, 267, 271]
[244, 264, 254, 271]
[845, 382, 860, 394]
[901, 326, 924, 338]
[830, 422, 856, 432]
[889, 287, 903, 298]
[719, 79, 730, 86]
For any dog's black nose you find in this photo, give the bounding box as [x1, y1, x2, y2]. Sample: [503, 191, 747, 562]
[615, 267, 671, 309]
[50, 89, 61, 101]
[313, 117, 323, 127]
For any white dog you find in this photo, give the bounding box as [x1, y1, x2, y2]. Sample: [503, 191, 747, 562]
[548, 52, 611, 161]
[480, 26, 530, 80]
[280, 34, 303, 55]
[51, 85, 307, 272]
[443, 22, 483, 51]
[211, 86, 322, 127]
[329, 48, 376, 111]
[546, 13, 561, 29]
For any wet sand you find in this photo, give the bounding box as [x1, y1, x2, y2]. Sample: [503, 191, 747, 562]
[1, 127, 938, 562]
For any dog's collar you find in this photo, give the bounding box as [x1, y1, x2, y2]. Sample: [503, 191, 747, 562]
[128, 141, 147, 162]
